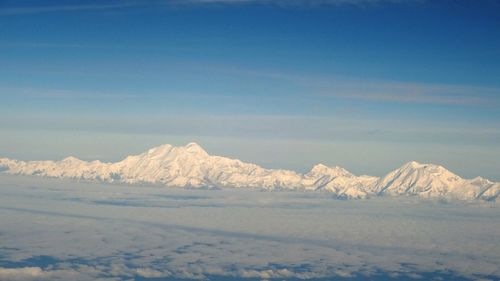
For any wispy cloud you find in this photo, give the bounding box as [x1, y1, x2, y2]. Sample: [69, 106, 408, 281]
[176, 0, 418, 6]
[0, 0, 421, 16]
[316, 79, 500, 106]
[0, 87, 143, 99]
[0, 42, 110, 49]
[195, 64, 500, 106]
[0, 2, 137, 16]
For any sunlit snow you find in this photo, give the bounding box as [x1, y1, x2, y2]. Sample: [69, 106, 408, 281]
[1, 143, 498, 201]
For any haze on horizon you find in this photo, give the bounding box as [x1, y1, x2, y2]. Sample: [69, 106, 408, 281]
[1, 0, 500, 181]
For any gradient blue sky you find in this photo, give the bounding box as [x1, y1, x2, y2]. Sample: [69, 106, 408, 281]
[1, 0, 499, 180]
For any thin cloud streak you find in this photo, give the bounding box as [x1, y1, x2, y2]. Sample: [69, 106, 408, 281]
[0, 87, 142, 99]
[0, 2, 138, 16]
[176, 0, 418, 6]
[317, 80, 500, 106]
[2, 76, 498, 107]
[0, 42, 115, 49]
[192, 64, 500, 106]
[0, 0, 421, 16]
[271, 74, 499, 106]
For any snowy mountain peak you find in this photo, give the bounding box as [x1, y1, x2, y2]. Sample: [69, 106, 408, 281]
[61, 156, 82, 163]
[141, 143, 209, 159]
[146, 144, 173, 155]
[401, 161, 446, 171]
[469, 176, 492, 185]
[309, 163, 328, 172]
[183, 142, 208, 156]
[308, 164, 352, 177]
[186, 142, 201, 148]
[403, 161, 422, 168]
[0, 143, 498, 201]
[373, 161, 473, 198]
[399, 161, 457, 178]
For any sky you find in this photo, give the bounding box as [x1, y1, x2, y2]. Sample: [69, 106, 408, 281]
[0, 0, 499, 180]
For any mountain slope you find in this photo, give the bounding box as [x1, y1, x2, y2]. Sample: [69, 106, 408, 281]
[0, 143, 498, 201]
[372, 161, 498, 201]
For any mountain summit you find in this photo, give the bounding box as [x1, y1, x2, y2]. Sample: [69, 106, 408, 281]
[0, 143, 498, 201]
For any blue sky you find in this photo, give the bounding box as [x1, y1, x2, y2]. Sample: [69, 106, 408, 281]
[1, 0, 499, 180]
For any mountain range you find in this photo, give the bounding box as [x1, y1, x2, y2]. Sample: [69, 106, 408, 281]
[1, 142, 498, 201]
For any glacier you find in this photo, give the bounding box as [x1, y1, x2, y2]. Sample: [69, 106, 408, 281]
[0, 142, 498, 201]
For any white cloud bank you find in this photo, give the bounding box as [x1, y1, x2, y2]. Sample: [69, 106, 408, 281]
[0, 266, 99, 281]
[0, 175, 498, 281]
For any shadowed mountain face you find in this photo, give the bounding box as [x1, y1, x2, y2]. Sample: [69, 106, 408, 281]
[0, 143, 498, 201]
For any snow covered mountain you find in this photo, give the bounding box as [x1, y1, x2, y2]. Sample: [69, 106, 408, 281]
[0, 143, 498, 201]
[372, 161, 499, 201]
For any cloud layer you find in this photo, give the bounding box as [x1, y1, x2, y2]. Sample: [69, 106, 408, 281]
[0, 175, 498, 280]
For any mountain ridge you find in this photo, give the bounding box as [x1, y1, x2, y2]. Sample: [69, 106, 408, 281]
[0, 143, 498, 201]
